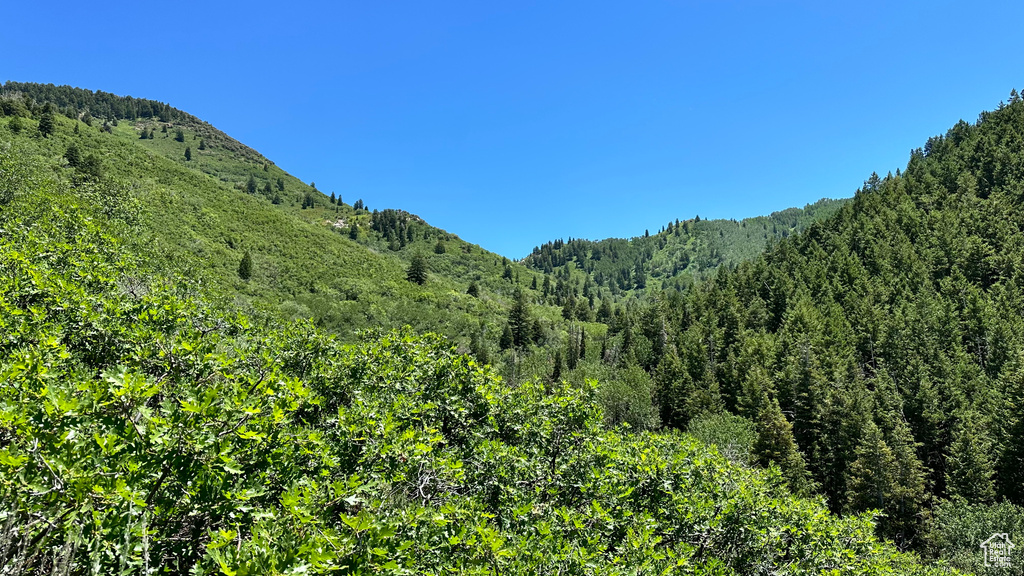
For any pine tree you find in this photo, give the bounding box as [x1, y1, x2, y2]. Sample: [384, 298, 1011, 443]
[174, 128, 185, 142]
[551, 350, 564, 382]
[406, 253, 428, 285]
[508, 287, 531, 349]
[434, 239, 446, 254]
[276, 177, 285, 191]
[946, 411, 996, 503]
[198, 139, 207, 150]
[238, 251, 253, 280]
[184, 147, 192, 161]
[37, 112, 54, 138]
[754, 398, 814, 496]
[330, 192, 336, 204]
[64, 144, 81, 168]
[467, 281, 479, 297]
[246, 175, 257, 194]
[499, 325, 514, 351]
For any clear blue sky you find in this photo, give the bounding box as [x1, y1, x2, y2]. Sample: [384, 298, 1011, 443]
[5, 1, 1024, 257]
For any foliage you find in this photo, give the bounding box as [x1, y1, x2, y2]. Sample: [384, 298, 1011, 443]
[0, 177, 951, 574]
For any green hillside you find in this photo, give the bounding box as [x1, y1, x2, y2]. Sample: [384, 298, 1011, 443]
[0, 83, 846, 408]
[613, 90, 1024, 570]
[523, 198, 846, 293]
[0, 109, 950, 574]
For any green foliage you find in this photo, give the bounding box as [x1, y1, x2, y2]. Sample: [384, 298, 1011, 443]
[0, 185, 953, 573]
[238, 250, 253, 280]
[686, 412, 757, 467]
[407, 253, 428, 285]
[184, 146, 192, 161]
[926, 499, 1024, 574]
[37, 111, 54, 137]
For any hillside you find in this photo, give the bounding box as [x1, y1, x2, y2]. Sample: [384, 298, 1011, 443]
[0, 83, 845, 402]
[523, 198, 846, 293]
[620, 90, 1024, 569]
[0, 116, 950, 574]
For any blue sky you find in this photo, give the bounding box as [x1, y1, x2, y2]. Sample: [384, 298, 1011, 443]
[6, 1, 1024, 257]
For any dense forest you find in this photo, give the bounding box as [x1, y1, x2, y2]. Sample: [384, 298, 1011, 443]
[5, 81, 1024, 573]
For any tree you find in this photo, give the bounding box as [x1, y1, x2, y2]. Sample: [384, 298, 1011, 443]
[198, 139, 207, 150]
[174, 128, 185, 142]
[184, 147, 192, 161]
[946, 411, 996, 503]
[276, 177, 285, 191]
[246, 175, 257, 194]
[467, 281, 479, 298]
[238, 251, 253, 280]
[407, 253, 428, 285]
[499, 325, 513, 351]
[508, 287, 532, 349]
[330, 192, 336, 204]
[754, 398, 814, 496]
[38, 112, 54, 138]
[64, 144, 81, 168]
[551, 350, 563, 381]
[434, 239, 446, 254]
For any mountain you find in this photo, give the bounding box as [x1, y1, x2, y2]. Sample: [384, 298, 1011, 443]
[523, 198, 846, 294]
[633, 89, 1024, 564]
[0, 85, 950, 574]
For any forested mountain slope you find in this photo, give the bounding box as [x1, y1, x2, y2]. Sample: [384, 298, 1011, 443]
[523, 198, 846, 293]
[0, 112, 948, 575]
[638, 90, 1024, 562]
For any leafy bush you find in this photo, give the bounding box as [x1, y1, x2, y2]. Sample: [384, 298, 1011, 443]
[687, 411, 757, 467]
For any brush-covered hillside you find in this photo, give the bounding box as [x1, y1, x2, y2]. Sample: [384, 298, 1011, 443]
[0, 103, 949, 574]
[0, 82, 845, 410]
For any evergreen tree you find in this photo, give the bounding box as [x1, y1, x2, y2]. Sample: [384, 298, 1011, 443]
[551, 349, 564, 382]
[64, 144, 81, 168]
[754, 398, 814, 496]
[246, 175, 257, 194]
[263, 182, 272, 194]
[330, 192, 336, 204]
[37, 112, 54, 138]
[946, 411, 996, 503]
[467, 281, 479, 298]
[184, 146, 192, 161]
[198, 139, 207, 150]
[434, 239, 446, 254]
[406, 253, 428, 285]
[238, 251, 253, 280]
[508, 287, 531, 349]
[276, 177, 285, 191]
[499, 325, 514, 351]
[174, 128, 185, 142]
[349, 224, 359, 240]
